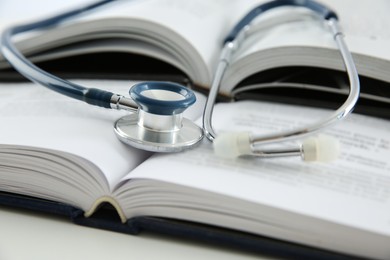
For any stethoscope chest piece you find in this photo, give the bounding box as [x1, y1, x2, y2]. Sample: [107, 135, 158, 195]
[114, 82, 204, 152]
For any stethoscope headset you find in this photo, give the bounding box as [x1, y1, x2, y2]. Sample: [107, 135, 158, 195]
[1, 0, 360, 162]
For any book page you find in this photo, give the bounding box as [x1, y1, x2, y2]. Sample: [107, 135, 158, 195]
[73, 0, 261, 76]
[124, 100, 390, 236]
[0, 80, 206, 190]
[0, 81, 151, 190]
[222, 0, 390, 93]
[0, 0, 95, 29]
[0, 0, 261, 86]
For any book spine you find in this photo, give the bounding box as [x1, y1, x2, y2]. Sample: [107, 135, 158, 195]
[0, 191, 82, 219]
[127, 217, 362, 260]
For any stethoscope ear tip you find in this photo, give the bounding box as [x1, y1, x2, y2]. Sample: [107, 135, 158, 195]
[213, 132, 340, 163]
[302, 135, 340, 162]
[213, 132, 252, 159]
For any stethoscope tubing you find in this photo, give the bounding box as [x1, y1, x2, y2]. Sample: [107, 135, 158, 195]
[203, 1, 360, 156]
[0, 0, 121, 109]
[1, 0, 360, 158]
[250, 19, 359, 145]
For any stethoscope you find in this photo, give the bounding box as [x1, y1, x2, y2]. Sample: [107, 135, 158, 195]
[1, 0, 360, 162]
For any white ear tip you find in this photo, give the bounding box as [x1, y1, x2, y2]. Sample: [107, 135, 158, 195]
[302, 135, 340, 162]
[213, 132, 252, 158]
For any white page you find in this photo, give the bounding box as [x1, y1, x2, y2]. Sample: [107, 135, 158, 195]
[0, 0, 95, 30]
[76, 0, 261, 75]
[235, 0, 390, 58]
[126, 100, 390, 236]
[0, 0, 262, 86]
[0, 81, 150, 190]
[0, 80, 206, 190]
[221, 0, 390, 92]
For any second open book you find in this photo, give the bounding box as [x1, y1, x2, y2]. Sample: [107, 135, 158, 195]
[1, 0, 390, 96]
[0, 80, 389, 259]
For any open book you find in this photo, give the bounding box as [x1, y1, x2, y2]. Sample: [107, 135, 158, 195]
[0, 80, 390, 259]
[0, 0, 390, 118]
[1, 0, 390, 258]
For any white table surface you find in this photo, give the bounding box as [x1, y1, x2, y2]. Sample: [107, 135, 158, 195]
[0, 206, 273, 260]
